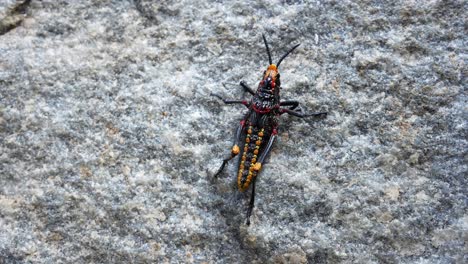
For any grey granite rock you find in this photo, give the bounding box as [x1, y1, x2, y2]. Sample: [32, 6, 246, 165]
[0, 0, 466, 263]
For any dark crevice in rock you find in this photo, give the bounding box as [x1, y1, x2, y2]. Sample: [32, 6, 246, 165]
[0, 0, 31, 35]
[133, 0, 158, 24]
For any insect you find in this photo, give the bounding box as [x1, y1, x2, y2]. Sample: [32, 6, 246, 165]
[212, 35, 327, 225]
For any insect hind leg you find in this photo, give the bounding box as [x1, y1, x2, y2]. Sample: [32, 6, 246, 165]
[214, 123, 244, 178]
[244, 134, 277, 225]
[245, 176, 257, 225]
[214, 152, 237, 177]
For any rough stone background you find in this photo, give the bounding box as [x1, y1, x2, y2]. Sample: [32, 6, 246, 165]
[0, 0, 466, 263]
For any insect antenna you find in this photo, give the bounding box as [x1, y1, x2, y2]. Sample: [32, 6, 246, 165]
[262, 34, 272, 65]
[276, 43, 300, 67]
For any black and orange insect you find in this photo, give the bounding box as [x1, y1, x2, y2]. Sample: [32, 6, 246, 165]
[212, 35, 327, 225]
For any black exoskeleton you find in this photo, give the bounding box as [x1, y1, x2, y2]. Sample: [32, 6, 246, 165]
[212, 35, 327, 225]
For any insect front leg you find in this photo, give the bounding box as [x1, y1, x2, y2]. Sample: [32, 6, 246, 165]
[221, 82, 255, 96]
[239, 81, 256, 95]
[211, 93, 249, 107]
[214, 122, 245, 178]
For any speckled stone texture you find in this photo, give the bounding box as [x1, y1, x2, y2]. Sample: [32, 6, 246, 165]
[0, 0, 466, 263]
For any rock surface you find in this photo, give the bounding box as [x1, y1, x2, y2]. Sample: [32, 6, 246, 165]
[0, 0, 466, 263]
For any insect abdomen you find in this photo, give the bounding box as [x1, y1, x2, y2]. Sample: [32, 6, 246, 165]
[237, 125, 266, 191]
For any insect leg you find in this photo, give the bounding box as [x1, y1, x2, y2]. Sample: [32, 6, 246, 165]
[256, 134, 277, 168]
[280, 100, 300, 110]
[280, 108, 327, 118]
[246, 134, 277, 224]
[211, 93, 249, 106]
[221, 82, 255, 95]
[240, 81, 256, 95]
[246, 175, 257, 225]
[213, 123, 244, 177]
